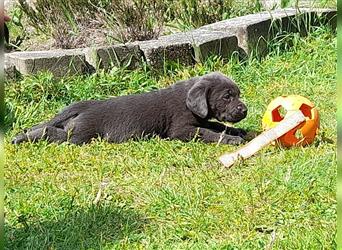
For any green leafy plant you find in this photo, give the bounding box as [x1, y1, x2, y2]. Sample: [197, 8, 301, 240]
[102, 0, 166, 42]
[17, 0, 109, 48]
[165, 0, 262, 30]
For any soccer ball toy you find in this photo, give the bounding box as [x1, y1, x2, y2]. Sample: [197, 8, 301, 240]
[262, 95, 320, 147]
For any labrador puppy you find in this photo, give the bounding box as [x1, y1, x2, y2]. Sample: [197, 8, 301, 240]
[12, 72, 248, 145]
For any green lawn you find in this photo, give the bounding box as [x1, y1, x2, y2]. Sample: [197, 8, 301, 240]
[5, 27, 336, 249]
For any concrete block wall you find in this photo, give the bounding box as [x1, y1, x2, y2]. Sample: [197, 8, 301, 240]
[5, 8, 336, 79]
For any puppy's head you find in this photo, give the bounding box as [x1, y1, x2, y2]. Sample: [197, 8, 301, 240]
[186, 72, 247, 123]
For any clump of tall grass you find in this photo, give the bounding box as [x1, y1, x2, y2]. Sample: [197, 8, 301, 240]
[17, 0, 109, 48]
[165, 0, 262, 30]
[102, 0, 166, 42]
[16, 0, 262, 48]
[18, 0, 166, 46]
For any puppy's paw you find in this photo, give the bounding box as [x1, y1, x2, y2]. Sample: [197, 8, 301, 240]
[230, 129, 260, 142]
[243, 131, 260, 141]
[222, 135, 245, 145]
[235, 128, 248, 138]
[226, 127, 247, 137]
[231, 136, 246, 145]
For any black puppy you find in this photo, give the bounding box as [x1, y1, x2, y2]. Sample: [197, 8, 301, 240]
[12, 72, 248, 145]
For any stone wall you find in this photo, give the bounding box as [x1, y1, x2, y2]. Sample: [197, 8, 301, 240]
[5, 8, 336, 79]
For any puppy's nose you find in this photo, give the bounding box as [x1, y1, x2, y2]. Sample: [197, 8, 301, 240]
[237, 105, 247, 116]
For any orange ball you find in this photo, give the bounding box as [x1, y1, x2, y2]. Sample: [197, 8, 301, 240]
[262, 95, 320, 147]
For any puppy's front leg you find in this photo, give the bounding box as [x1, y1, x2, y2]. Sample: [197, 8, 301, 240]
[170, 126, 245, 145]
[204, 121, 247, 138]
[197, 127, 245, 145]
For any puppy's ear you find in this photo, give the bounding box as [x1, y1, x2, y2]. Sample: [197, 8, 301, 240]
[186, 80, 209, 118]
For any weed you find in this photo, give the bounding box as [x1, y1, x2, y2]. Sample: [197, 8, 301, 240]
[166, 0, 262, 30]
[17, 0, 108, 48]
[103, 0, 166, 43]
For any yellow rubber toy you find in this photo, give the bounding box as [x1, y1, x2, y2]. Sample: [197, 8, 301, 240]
[262, 95, 320, 147]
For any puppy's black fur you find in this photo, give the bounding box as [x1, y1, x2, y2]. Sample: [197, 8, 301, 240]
[12, 72, 248, 145]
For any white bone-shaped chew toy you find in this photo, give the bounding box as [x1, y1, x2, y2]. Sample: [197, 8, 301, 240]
[219, 111, 306, 168]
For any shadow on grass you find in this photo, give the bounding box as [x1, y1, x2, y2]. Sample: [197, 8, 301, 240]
[5, 205, 146, 249]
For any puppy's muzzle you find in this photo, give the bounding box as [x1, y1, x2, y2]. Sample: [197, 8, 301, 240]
[229, 104, 248, 123]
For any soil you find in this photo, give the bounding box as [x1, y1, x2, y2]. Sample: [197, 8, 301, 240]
[7, 20, 180, 52]
[8, 21, 119, 52]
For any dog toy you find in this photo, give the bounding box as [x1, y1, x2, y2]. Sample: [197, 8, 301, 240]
[219, 95, 319, 168]
[262, 95, 319, 147]
[219, 111, 306, 168]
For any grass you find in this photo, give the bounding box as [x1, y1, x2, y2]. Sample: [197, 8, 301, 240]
[9, 0, 336, 50]
[10, 0, 263, 50]
[5, 27, 336, 249]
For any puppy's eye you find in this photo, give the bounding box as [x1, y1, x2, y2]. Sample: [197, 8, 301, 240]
[222, 94, 230, 100]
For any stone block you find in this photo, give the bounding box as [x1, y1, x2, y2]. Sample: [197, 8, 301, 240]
[5, 49, 93, 77]
[163, 30, 239, 62]
[199, 8, 336, 56]
[85, 44, 143, 70]
[4, 57, 19, 80]
[296, 8, 337, 30]
[137, 30, 239, 68]
[136, 37, 194, 69]
[199, 9, 300, 56]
